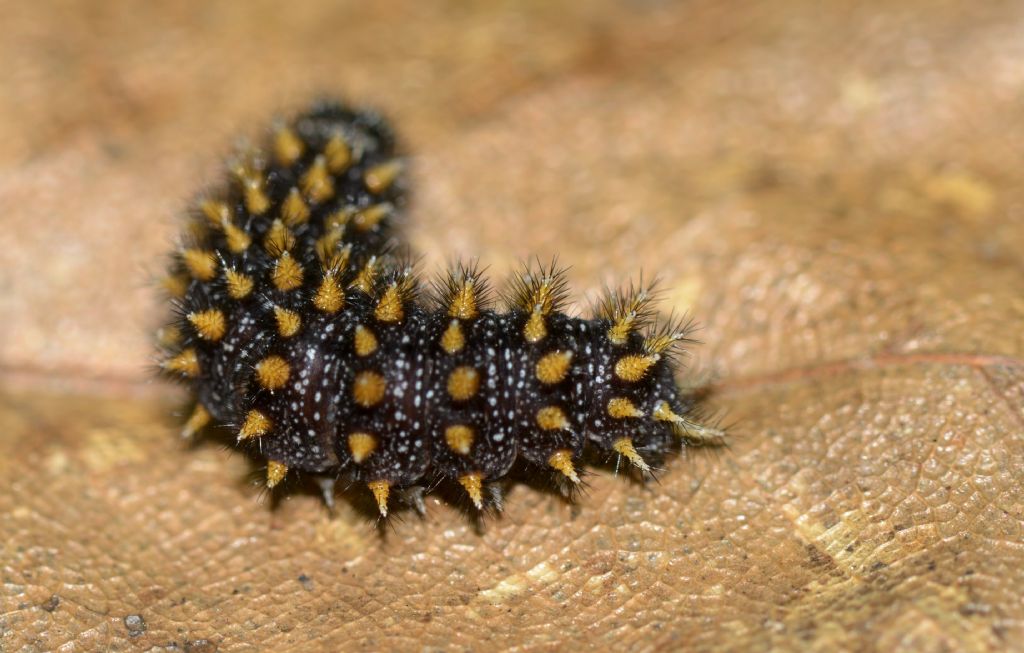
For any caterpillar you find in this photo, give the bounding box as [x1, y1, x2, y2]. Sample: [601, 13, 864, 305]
[158, 99, 723, 517]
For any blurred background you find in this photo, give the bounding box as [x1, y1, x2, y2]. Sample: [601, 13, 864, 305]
[1, 2, 1022, 651]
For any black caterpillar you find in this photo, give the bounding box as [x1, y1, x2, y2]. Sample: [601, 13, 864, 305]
[158, 100, 722, 517]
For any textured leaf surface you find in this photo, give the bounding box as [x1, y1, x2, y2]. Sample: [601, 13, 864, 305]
[2, 1, 1023, 651]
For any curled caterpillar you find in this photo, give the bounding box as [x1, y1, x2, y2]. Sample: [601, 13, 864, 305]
[158, 100, 723, 517]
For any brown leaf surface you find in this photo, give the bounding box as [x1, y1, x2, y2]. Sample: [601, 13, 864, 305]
[2, 1, 1023, 651]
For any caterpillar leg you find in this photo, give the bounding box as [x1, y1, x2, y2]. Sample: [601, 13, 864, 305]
[316, 476, 337, 511]
[398, 485, 428, 516]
